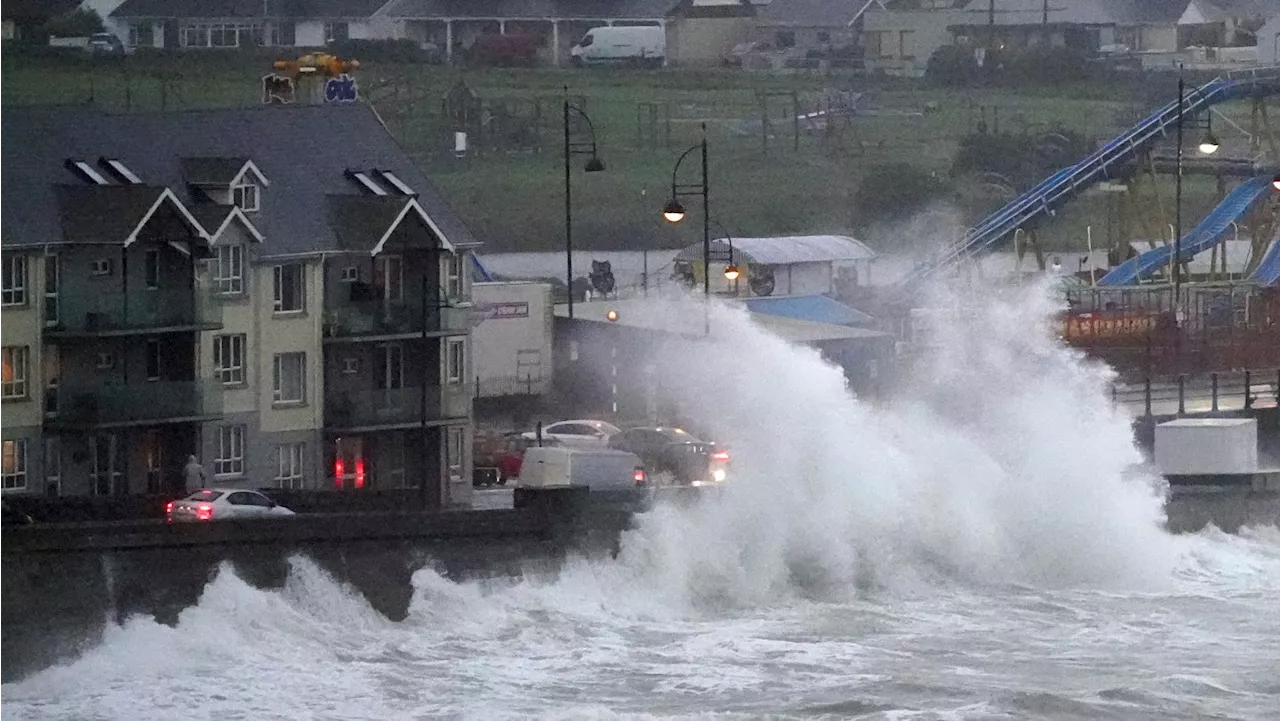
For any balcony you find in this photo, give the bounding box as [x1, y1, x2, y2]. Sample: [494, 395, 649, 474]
[322, 300, 472, 341]
[46, 380, 223, 428]
[46, 287, 221, 338]
[325, 385, 472, 430]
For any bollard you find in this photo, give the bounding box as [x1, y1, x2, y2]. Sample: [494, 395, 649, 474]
[1245, 370, 1253, 409]
[1144, 375, 1152, 418]
[1178, 375, 1186, 415]
[1211, 372, 1219, 411]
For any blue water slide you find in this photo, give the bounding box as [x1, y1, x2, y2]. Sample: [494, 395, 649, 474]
[1098, 176, 1274, 285]
[898, 67, 1280, 290]
[471, 254, 494, 282]
[1251, 238, 1280, 286]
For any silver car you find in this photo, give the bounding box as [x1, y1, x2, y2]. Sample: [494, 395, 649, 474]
[167, 489, 295, 522]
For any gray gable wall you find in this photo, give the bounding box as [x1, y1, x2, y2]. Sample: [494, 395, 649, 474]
[1, 104, 479, 257]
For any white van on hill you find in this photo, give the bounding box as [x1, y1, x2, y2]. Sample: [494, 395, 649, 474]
[570, 26, 665, 68]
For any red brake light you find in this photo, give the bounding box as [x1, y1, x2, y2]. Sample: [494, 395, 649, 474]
[334, 459, 345, 488]
[195, 503, 214, 521]
[165, 501, 173, 514]
[634, 467, 647, 486]
[711, 451, 730, 461]
[355, 458, 366, 489]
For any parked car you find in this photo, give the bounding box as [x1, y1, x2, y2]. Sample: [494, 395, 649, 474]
[571, 25, 664, 68]
[166, 489, 295, 522]
[521, 419, 620, 449]
[2, 500, 34, 525]
[517, 446, 647, 490]
[88, 33, 125, 55]
[607, 426, 730, 486]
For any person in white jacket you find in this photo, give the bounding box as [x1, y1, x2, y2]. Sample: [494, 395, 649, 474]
[183, 455, 208, 493]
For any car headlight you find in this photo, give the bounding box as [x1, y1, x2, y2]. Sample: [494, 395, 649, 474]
[711, 469, 726, 482]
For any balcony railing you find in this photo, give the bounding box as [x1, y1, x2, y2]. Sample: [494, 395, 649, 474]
[46, 380, 223, 426]
[323, 301, 472, 339]
[326, 385, 472, 429]
[46, 287, 221, 336]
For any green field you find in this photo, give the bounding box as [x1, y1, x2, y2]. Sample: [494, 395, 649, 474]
[1, 53, 1247, 256]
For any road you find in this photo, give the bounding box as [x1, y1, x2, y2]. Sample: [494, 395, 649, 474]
[470, 487, 514, 510]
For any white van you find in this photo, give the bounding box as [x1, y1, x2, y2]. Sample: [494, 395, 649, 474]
[570, 26, 665, 68]
[518, 447, 647, 490]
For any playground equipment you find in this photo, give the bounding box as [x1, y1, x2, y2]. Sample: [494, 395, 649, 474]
[898, 66, 1280, 291]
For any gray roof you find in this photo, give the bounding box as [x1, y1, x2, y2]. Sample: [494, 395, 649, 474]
[1, 104, 478, 256]
[758, 0, 875, 27]
[111, 0, 391, 20]
[674, 235, 876, 264]
[181, 156, 250, 186]
[382, 0, 676, 20]
[953, 0, 1188, 25]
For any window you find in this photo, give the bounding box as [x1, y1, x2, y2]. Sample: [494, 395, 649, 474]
[817, 31, 831, 43]
[275, 443, 305, 489]
[213, 334, 245, 385]
[43, 254, 59, 325]
[775, 30, 795, 48]
[181, 24, 209, 48]
[214, 245, 244, 295]
[375, 344, 403, 389]
[128, 22, 153, 47]
[215, 425, 245, 477]
[92, 258, 113, 276]
[340, 266, 359, 283]
[145, 339, 161, 381]
[273, 264, 305, 313]
[375, 255, 403, 301]
[233, 183, 259, 212]
[144, 250, 160, 289]
[442, 253, 461, 299]
[210, 24, 239, 48]
[273, 352, 306, 404]
[2, 255, 26, 306]
[2, 347, 28, 400]
[324, 21, 349, 43]
[92, 434, 122, 496]
[446, 427, 464, 481]
[96, 352, 115, 370]
[864, 31, 884, 58]
[446, 339, 465, 384]
[899, 30, 916, 60]
[44, 437, 61, 497]
[342, 357, 360, 374]
[2, 440, 27, 491]
[270, 21, 296, 46]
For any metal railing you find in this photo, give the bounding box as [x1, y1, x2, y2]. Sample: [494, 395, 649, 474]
[47, 286, 221, 335]
[1112, 369, 1280, 418]
[322, 301, 472, 338]
[46, 380, 223, 426]
[325, 384, 472, 428]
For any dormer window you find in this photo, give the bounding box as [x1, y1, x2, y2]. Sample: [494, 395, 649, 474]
[233, 183, 259, 212]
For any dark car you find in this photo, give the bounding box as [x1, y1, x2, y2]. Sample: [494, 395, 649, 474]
[606, 427, 729, 486]
[0, 499, 33, 527]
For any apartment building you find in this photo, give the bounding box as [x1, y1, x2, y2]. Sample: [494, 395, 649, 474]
[1, 104, 478, 507]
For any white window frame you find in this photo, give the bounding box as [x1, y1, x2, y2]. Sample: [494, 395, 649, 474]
[272, 352, 306, 405]
[273, 263, 305, 313]
[43, 253, 59, 326]
[233, 183, 259, 212]
[2, 346, 29, 400]
[446, 338, 465, 384]
[213, 334, 245, 385]
[442, 253, 461, 299]
[274, 443, 306, 489]
[2, 255, 26, 306]
[323, 21, 349, 44]
[181, 23, 210, 48]
[340, 266, 359, 283]
[214, 244, 244, 295]
[446, 427, 464, 481]
[96, 352, 115, 370]
[214, 425, 245, 477]
[342, 357, 360, 374]
[92, 258, 113, 276]
[144, 249, 161, 290]
[2, 439, 27, 491]
[270, 21, 296, 46]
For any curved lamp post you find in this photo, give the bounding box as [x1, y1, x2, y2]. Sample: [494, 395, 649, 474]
[707, 218, 740, 283]
[564, 86, 605, 319]
[1173, 65, 1223, 316]
[660, 122, 710, 333]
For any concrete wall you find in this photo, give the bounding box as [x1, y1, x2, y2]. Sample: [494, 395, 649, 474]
[255, 260, 324, 435]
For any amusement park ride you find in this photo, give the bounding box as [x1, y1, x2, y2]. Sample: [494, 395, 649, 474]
[897, 66, 1280, 378]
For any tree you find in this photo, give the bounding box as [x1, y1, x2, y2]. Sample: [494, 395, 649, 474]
[853, 163, 946, 227]
[43, 8, 105, 38]
[925, 45, 979, 86]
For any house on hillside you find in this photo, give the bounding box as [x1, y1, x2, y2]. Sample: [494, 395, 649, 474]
[1, 104, 479, 506]
[861, 0, 969, 76]
[109, 0, 395, 50]
[380, 0, 676, 65]
[755, 0, 874, 61]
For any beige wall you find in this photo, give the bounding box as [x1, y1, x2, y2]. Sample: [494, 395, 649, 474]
[1, 251, 45, 429]
[863, 9, 965, 76]
[201, 224, 259, 415]
[256, 258, 324, 433]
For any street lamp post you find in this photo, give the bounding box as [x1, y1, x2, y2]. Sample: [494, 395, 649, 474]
[660, 122, 710, 334]
[1174, 64, 1221, 318]
[563, 86, 605, 320]
[708, 218, 740, 288]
